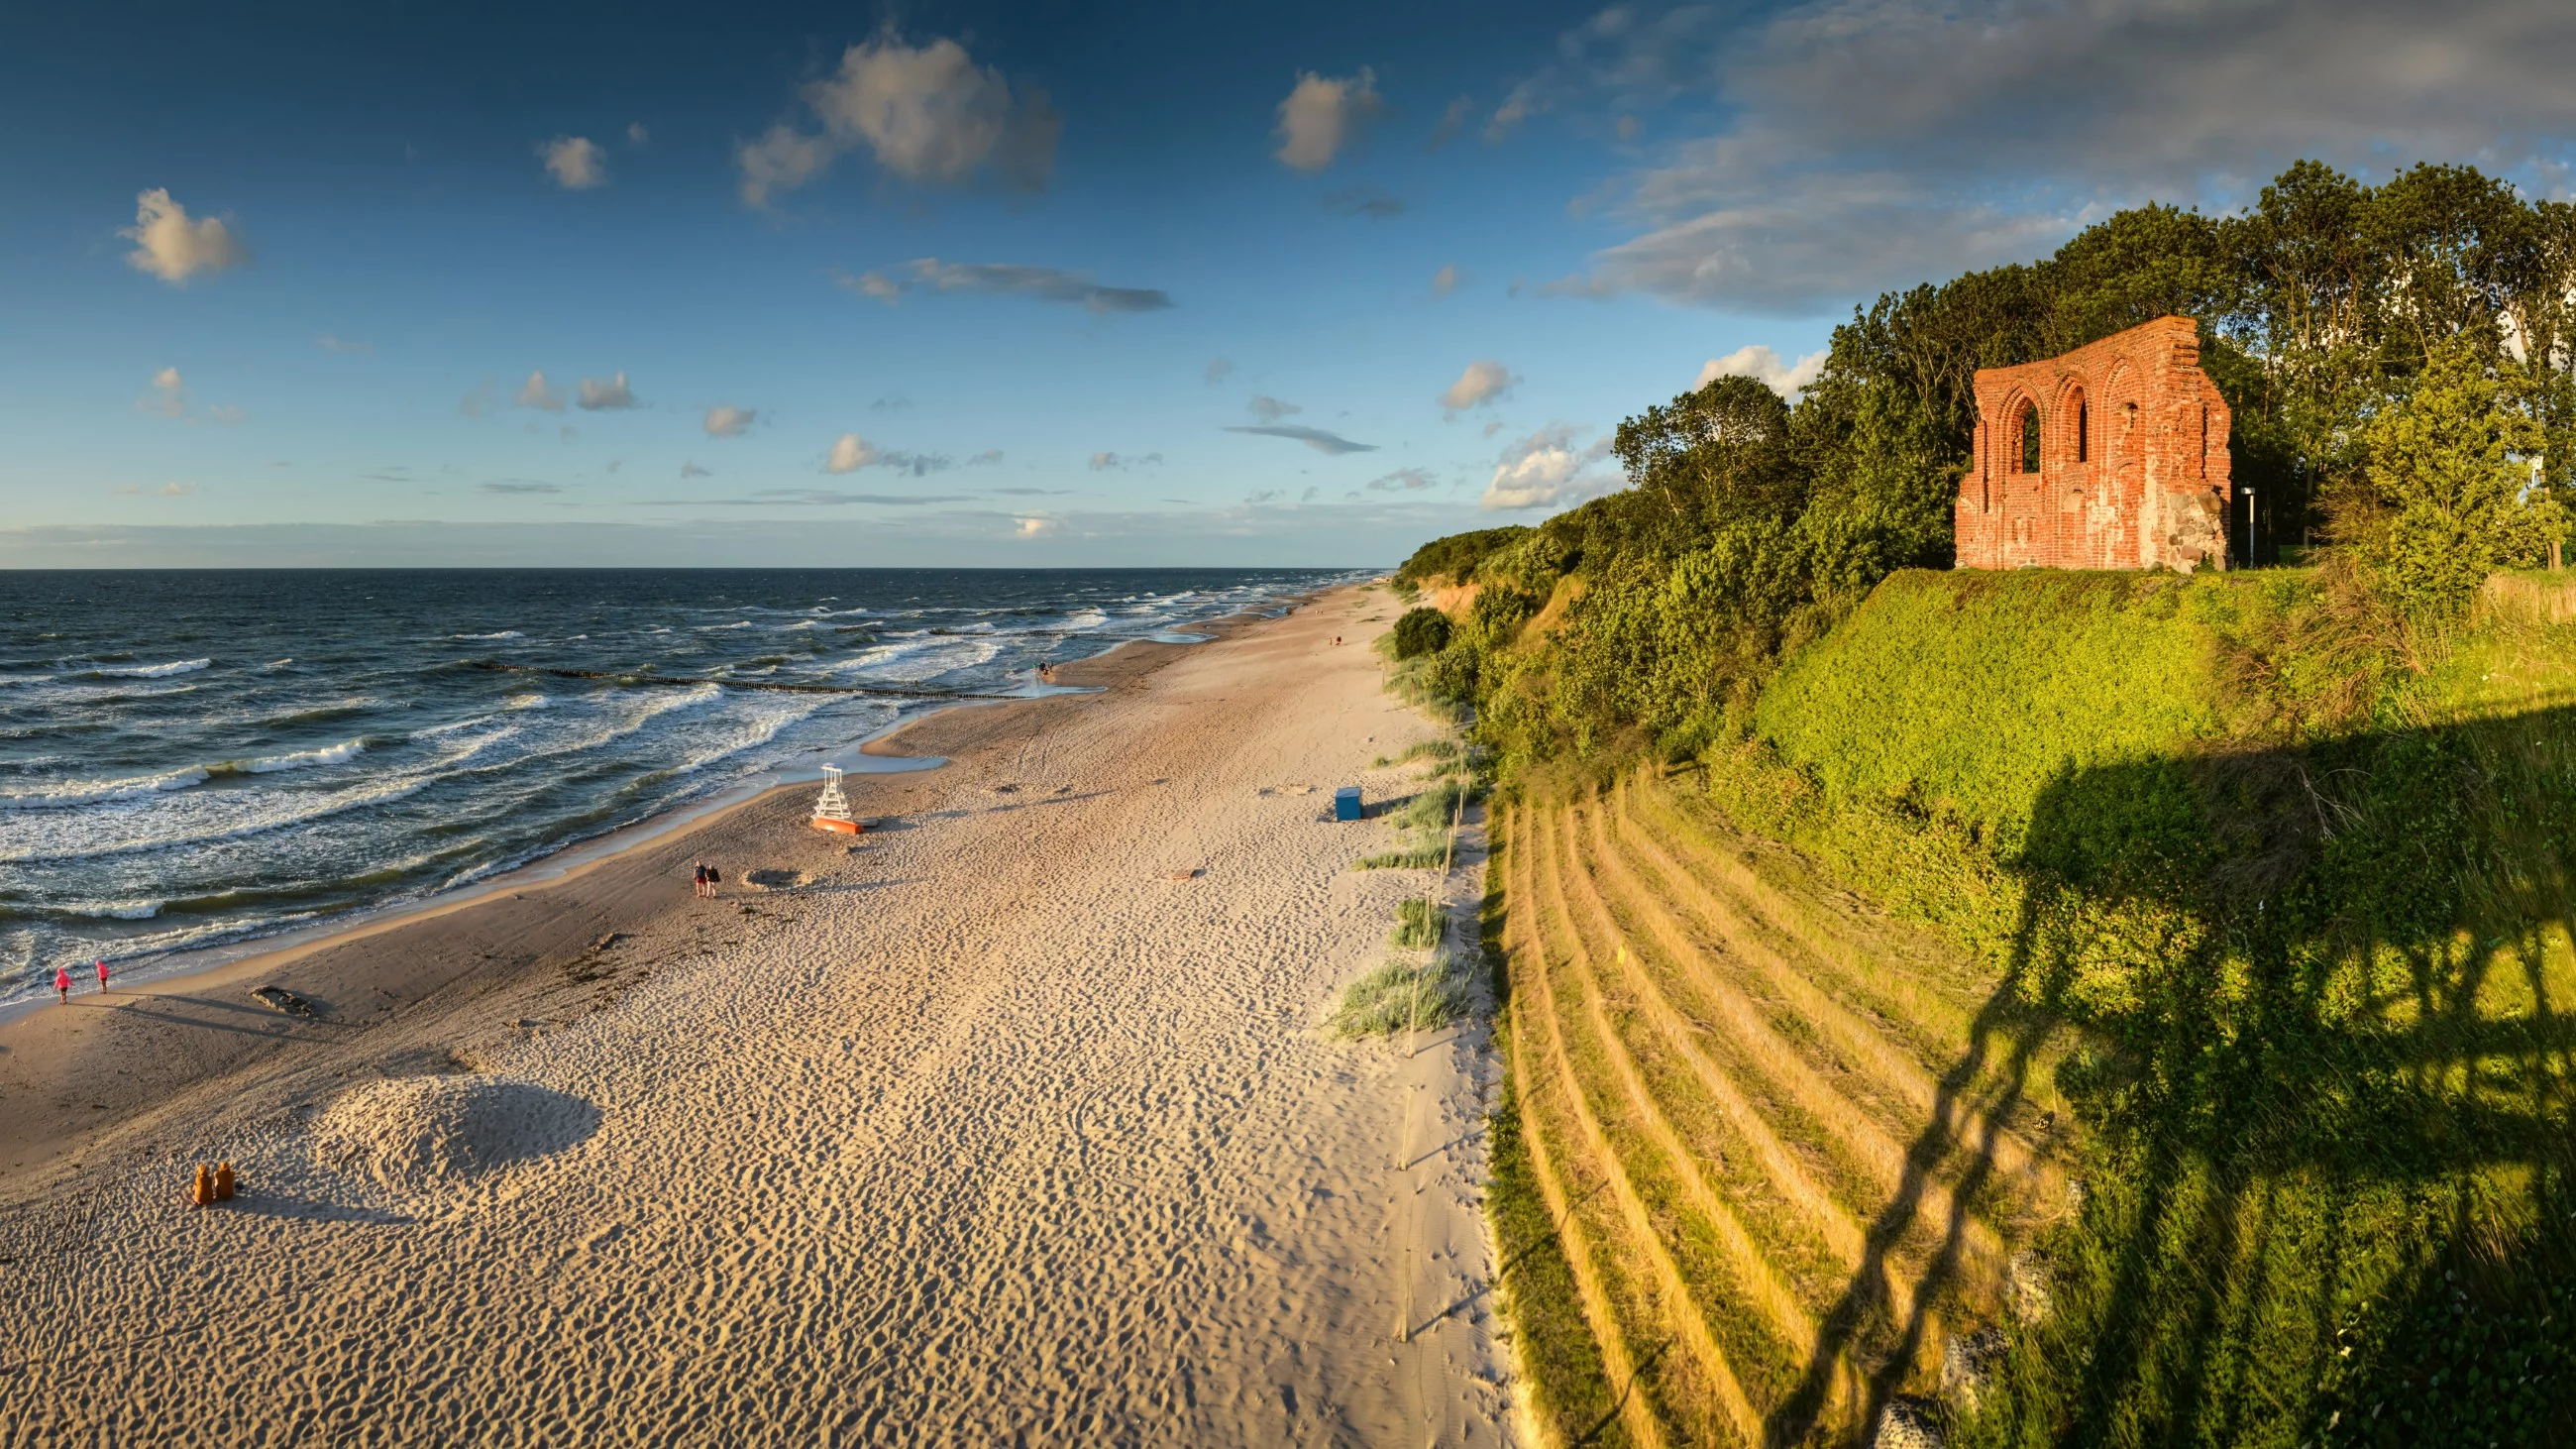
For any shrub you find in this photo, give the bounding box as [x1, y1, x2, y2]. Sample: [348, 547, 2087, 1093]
[1390, 607, 1452, 660]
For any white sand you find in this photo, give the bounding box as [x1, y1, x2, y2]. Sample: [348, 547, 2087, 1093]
[0, 591, 1515, 1444]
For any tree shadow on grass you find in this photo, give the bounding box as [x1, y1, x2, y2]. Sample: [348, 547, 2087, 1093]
[1763, 706, 2576, 1447]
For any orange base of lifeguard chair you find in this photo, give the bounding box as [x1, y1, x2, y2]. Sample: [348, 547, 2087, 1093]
[809, 817, 861, 835]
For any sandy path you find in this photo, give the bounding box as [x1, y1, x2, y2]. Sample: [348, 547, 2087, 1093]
[0, 590, 1513, 1446]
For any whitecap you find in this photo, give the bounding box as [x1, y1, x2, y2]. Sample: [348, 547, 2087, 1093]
[0, 766, 210, 810]
[452, 630, 524, 641]
[242, 738, 369, 773]
[84, 658, 212, 679]
[56, 898, 164, 921]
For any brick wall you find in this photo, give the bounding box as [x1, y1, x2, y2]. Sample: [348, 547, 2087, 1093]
[1954, 315, 2232, 572]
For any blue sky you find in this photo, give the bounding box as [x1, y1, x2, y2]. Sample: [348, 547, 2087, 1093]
[6, 0, 2574, 567]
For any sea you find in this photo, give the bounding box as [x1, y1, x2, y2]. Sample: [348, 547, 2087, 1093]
[0, 568, 1348, 1009]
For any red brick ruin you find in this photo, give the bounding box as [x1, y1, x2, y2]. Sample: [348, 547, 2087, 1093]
[1955, 315, 2232, 572]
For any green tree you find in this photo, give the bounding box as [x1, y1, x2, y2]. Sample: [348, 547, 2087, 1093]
[2345, 340, 2563, 618]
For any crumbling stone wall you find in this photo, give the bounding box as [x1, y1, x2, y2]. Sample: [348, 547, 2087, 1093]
[1954, 315, 2232, 572]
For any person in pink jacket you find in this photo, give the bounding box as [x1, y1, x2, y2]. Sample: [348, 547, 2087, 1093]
[54, 965, 71, 1004]
[95, 958, 109, 993]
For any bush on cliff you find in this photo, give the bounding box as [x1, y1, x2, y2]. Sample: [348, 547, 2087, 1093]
[1388, 607, 1450, 660]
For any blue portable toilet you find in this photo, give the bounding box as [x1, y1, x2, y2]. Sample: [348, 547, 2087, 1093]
[1334, 786, 1363, 822]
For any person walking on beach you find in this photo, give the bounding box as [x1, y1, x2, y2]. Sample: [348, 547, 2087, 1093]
[54, 964, 70, 1005]
[693, 862, 709, 899]
[95, 957, 108, 993]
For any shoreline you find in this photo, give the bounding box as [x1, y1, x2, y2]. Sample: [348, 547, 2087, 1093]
[0, 608, 1287, 1179]
[0, 615, 1267, 1032]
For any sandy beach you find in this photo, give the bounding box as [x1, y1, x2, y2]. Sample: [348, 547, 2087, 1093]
[0, 587, 1513, 1445]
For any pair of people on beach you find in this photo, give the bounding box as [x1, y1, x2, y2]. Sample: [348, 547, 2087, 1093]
[692, 861, 722, 898]
[51, 958, 108, 1004]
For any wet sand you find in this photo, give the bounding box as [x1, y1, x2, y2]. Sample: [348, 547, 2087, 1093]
[0, 586, 1515, 1445]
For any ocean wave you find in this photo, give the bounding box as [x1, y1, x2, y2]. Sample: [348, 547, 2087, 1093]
[453, 630, 524, 640]
[661, 697, 831, 777]
[242, 737, 368, 773]
[81, 658, 212, 679]
[834, 634, 1006, 685]
[0, 771, 435, 863]
[412, 693, 545, 740]
[264, 658, 294, 669]
[54, 897, 164, 921]
[0, 766, 211, 810]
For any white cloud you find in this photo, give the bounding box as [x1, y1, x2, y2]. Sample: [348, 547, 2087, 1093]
[826, 434, 881, 474]
[626, 122, 650, 147]
[1015, 516, 1058, 537]
[516, 371, 566, 412]
[1482, 425, 1617, 510]
[1431, 264, 1459, 296]
[1532, 0, 2576, 311]
[1088, 451, 1163, 471]
[1205, 357, 1234, 385]
[966, 449, 1006, 466]
[159, 481, 199, 497]
[137, 367, 186, 418]
[836, 260, 1170, 311]
[906, 259, 1172, 312]
[1274, 68, 1382, 171]
[1440, 359, 1518, 412]
[737, 33, 1059, 204]
[1694, 344, 1829, 398]
[822, 433, 949, 475]
[1320, 185, 1403, 219]
[119, 189, 246, 285]
[1246, 394, 1301, 423]
[1223, 424, 1376, 455]
[736, 126, 839, 207]
[681, 461, 712, 479]
[1430, 96, 1474, 149]
[539, 136, 607, 189]
[704, 404, 757, 438]
[834, 269, 905, 303]
[1366, 467, 1438, 492]
[577, 373, 638, 410]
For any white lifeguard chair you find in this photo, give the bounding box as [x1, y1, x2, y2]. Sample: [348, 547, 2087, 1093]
[809, 763, 861, 835]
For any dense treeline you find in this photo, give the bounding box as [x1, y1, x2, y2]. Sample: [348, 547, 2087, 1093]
[1400, 158, 2576, 768]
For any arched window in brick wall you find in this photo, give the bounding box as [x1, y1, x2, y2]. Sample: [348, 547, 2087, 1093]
[2074, 391, 2089, 462]
[2019, 401, 2041, 475]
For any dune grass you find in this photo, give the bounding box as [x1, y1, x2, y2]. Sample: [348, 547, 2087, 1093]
[1391, 897, 1446, 948]
[1352, 778, 1474, 870]
[1371, 738, 1461, 769]
[1328, 949, 1473, 1039]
